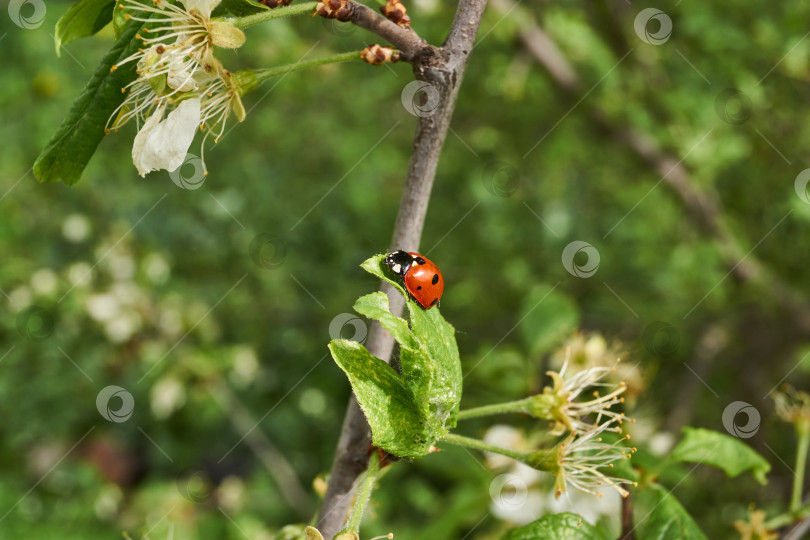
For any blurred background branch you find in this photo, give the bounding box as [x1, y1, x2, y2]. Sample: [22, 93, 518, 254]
[493, 0, 810, 331]
[209, 381, 311, 517]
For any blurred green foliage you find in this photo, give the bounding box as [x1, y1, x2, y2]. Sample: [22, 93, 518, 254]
[2, 0, 810, 538]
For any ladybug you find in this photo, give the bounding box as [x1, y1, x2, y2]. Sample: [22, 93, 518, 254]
[384, 250, 444, 309]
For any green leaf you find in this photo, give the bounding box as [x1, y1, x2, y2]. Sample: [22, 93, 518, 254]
[221, 0, 269, 16]
[353, 291, 433, 411]
[361, 254, 462, 431]
[327, 254, 463, 458]
[359, 254, 406, 295]
[353, 292, 418, 351]
[670, 427, 770, 484]
[518, 283, 579, 356]
[502, 513, 607, 540]
[635, 484, 709, 540]
[34, 11, 151, 185]
[55, 0, 115, 55]
[406, 281, 463, 433]
[328, 340, 433, 458]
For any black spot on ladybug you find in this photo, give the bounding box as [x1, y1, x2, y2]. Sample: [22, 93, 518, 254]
[431, 273, 439, 285]
[415, 256, 426, 265]
[430, 298, 438, 306]
[416, 286, 422, 290]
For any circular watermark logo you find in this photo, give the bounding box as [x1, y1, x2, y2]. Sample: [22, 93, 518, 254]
[169, 153, 206, 190]
[481, 161, 521, 198]
[16, 305, 55, 342]
[177, 470, 213, 503]
[642, 321, 680, 357]
[489, 473, 528, 513]
[722, 401, 760, 439]
[96, 385, 135, 423]
[329, 313, 368, 343]
[249, 234, 288, 269]
[561, 241, 600, 278]
[795, 169, 810, 204]
[8, 0, 46, 29]
[323, 17, 355, 37]
[634, 8, 672, 45]
[714, 89, 752, 126]
[401, 81, 441, 118]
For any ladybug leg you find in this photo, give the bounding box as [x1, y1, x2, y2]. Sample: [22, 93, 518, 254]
[367, 444, 400, 468]
[401, 280, 418, 306]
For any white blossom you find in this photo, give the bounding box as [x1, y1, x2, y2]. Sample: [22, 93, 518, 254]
[553, 417, 636, 499]
[532, 358, 629, 436]
[131, 97, 201, 176]
[112, 0, 239, 79]
[105, 0, 246, 175]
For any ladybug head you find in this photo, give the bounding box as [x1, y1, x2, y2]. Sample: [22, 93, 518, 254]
[384, 250, 413, 277]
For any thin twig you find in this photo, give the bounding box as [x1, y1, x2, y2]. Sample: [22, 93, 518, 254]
[620, 490, 635, 540]
[209, 381, 311, 517]
[665, 324, 728, 431]
[346, 2, 432, 62]
[316, 0, 490, 535]
[782, 515, 810, 540]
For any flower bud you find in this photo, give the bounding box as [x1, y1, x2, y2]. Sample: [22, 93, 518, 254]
[380, 0, 410, 28]
[314, 0, 354, 21]
[361, 45, 401, 65]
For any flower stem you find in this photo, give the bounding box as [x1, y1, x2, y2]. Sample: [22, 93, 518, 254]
[457, 397, 534, 420]
[791, 419, 810, 514]
[341, 450, 380, 534]
[765, 502, 810, 529]
[234, 51, 363, 95]
[221, 2, 319, 29]
[441, 432, 528, 462]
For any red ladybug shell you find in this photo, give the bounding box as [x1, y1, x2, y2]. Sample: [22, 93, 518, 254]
[402, 252, 444, 309]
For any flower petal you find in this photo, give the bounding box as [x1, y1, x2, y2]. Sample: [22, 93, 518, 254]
[166, 57, 198, 92]
[179, 0, 220, 15]
[132, 98, 201, 177]
[132, 102, 166, 176]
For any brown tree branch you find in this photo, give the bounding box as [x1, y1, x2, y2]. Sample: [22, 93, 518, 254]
[315, 0, 489, 536]
[346, 2, 432, 62]
[620, 489, 636, 540]
[315, 1, 433, 61]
